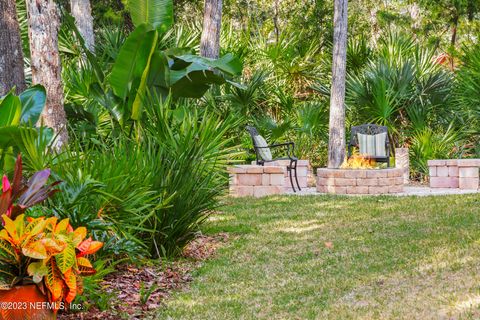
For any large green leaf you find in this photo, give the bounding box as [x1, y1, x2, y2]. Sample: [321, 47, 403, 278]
[19, 85, 46, 124]
[0, 92, 22, 127]
[169, 70, 225, 98]
[162, 54, 243, 98]
[132, 30, 159, 120]
[109, 24, 157, 101]
[128, 0, 173, 32]
[170, 54, 243, 77]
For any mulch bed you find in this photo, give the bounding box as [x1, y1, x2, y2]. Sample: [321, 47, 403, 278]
[58, 233, 229, 320]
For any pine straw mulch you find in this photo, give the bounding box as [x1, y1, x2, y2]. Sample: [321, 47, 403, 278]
[58, 232, 229, 320]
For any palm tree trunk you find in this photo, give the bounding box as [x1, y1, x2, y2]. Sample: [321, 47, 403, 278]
[26, 0, 68, 148]
[200, 0, 222, 59]
[0, 0, 26, 96]
[70, 0, 95, 52]
[451, 14, 459, 47]
[328, 0, 348, 169]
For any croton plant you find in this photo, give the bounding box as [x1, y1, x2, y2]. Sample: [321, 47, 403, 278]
[0, 214, 103, 307]
[0, 155, 103, 310]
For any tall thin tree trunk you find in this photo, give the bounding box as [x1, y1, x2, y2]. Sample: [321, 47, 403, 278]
[273, 0, 280, 43]
[451, 14, 459, 47]
[200, 0, 222, 59]
[26, 0, 68, 148]
[328, 0, 348, 169]
[70, 0, 95, 52]
[0, 0, 26, 96]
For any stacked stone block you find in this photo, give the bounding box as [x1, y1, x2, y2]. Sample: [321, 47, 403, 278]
[428, 159, 479, 190]
[251, 160, 309, 191]
[316, 168, 404, 195]
[229, 165, 285, 197]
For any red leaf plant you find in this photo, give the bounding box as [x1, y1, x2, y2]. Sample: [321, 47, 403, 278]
[0, 155, 60, 221]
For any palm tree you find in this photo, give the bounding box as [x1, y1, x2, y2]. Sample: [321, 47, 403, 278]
[70, 0, 95, 52]
[200, 0, 222, 58]
[26, 0, 68, 148]
[328, 0, 348, 168]
[0, 0, 26, 95]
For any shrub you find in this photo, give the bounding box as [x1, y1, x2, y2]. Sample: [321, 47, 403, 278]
[142, 97, 241, 256]
[0, 214, 102, 307]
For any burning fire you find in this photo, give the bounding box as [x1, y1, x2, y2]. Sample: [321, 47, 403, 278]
[340, 154, 376, 169]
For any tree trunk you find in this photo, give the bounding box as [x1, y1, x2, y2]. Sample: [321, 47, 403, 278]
[328, 0, 348, 169]
[70, 0, 95, 52]
[26, 0, 68, 148]
[200, 0, 222, 59]
[0, 0, 26, 96]
[273, 0, 280, 43]
[451, 14, 459, 47]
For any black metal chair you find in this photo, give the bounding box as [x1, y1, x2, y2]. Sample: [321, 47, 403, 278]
[246, 126, 301, 192]
[348, 124, 390, 167]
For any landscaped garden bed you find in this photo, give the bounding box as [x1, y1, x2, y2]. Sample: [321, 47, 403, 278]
[2, 0, 480, 318]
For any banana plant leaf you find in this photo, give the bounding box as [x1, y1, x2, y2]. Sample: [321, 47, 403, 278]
[170, 54, 243, 77]
[128, 0, 173, 32]
[109, 24, 157, 101]
[109, 24, 243, 120]
[162, 53, 242, 98]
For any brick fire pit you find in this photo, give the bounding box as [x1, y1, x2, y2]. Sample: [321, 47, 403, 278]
[316, 168, 404, 195]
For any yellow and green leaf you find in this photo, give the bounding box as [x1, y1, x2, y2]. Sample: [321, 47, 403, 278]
[76, 257, 93, 268]
[55, 242, 76, 274]
[62, 269, 77, 303]
[41, 237, 66, 255]
[22, 240, 47, 259]
[27, 261, 48, 283]
[45, 259, 64, 301]
[54, 218, 70, 233]
[2, 214, 20, 245]
[72, 227, 86, 247]
[44, 216, 58, 233]
[0, 239, 18, 264]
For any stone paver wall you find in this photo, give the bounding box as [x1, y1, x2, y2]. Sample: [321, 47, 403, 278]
[316, 168, 404, 195]
[229, 165, 285, 197]
[251, 160, 309, 190]
[428, 159, 480, 190]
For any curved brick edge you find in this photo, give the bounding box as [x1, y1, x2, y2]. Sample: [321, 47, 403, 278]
[316, 168, 404, 195]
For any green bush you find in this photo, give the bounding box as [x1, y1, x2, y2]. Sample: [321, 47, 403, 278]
[142, 96, 242, 256]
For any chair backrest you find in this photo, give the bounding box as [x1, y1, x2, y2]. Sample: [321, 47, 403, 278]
[350, 124, 389, 157]
[245, 126, 272, 162]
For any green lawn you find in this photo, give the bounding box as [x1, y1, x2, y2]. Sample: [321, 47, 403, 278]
[158, 194, 480, 319]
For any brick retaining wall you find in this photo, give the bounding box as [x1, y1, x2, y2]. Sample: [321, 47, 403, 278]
[229, 165, 285, 197]
[316, 168, 404, 195]
[428, 159, 480, 190]
[251, 160, 309, 190]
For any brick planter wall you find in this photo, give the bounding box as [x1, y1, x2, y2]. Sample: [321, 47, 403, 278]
[428, 159, 480, 190]
[251, 160, 309, 191]
[229, 165, 285, 197]
[316, 168, 404, 195]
